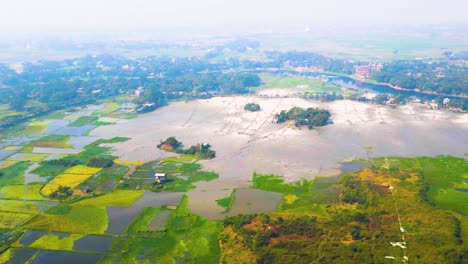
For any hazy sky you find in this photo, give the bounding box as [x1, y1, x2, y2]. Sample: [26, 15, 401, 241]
[0, 0, 467, 32]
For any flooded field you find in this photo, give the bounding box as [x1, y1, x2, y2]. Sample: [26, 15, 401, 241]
[227, 189, 283, 216]
[88, 95, 468, 218]
[106, 191, 183, 234]
[73, 235, 115, 253]
[92, 96, 468, 181]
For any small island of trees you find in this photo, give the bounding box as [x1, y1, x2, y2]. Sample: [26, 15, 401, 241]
[157, 137, 216, 159]
[275, 107, 331, 129]
[244, 103, 261, 112]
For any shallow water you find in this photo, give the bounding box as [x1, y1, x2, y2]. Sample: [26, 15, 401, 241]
[106, 191, 183, 234]
[23, 163, 46, 184]
[92, 97, 468, 181]
[227, 189, 283, 216]
[56, 125, 97, 136]
[8, 248, 37, 263]
[73, 235, 115, 253]
[90, 96, 467, 218]
[147, 210, 172, 229]
[339, 162, 372, 174]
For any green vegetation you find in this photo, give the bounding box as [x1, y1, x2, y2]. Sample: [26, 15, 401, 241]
[221, 156, 467, 263]
[217, 189, 236, 213]
[244, 103, 261, 112]
[28, 233, 84, 251]
[68, 116, 98, 127]
[74, 190, 144, 207]
[87, 157, 114, 168]
[158, 137, 216, 159]
[31, 134, 72, 148]
[0, 161, 31, 187]
[126, 207, 162, 233]
[0, 184, 49, 201]
[259, 75, 313, 89]
[102, 195, 222, 263]
[24, 205, 108, 234]
[275, 107, 331, 129]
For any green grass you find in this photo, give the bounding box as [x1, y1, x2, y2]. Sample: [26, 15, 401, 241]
[372, 156, 468, 214]
[68, 116, 99, 127]
[192, 171, 219, 182]
[161, 155, 199, 163]
[259, 74, 313, 89]
[0, 161, 31, 187]
[126, 207, 162, 233]
[0, 184, 48, 201]
[28, 233, 84, 250]
[0, 211, 33, 228]
[216, 190, 236, 213]
[73, 190, 144, 207]
[24, 205, 108, 234]
[101, 195, 221, 263]
[0, 199, 53, 214]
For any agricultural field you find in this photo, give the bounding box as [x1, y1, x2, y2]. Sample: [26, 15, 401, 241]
[0, 93, 466, 263]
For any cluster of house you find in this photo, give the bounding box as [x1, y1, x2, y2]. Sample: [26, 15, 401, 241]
[354, 63, 383, 77]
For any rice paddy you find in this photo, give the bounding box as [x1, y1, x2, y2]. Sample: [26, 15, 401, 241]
[41, 165, 102, 196]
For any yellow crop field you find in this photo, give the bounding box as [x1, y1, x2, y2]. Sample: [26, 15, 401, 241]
[42, 174, 93, 195]
[65, 165, 102, 175]
[2, 146, 18, 151]
[114, 159, 144, 166]
[41, 165, 102, 195]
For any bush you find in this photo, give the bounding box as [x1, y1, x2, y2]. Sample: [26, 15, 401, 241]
[244, 103, 261, 112]
[87, 157, 114, 168]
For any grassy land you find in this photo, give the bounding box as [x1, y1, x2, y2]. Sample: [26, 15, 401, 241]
[0, 162, 31, 187]
[0, 184, 49, 201]
[221, 156, 467, 263]
[100, 195, 222, 263]
[73, 190, 144, 207]
[217, 189, 236, 213]
[126, 207, 162, 233]
[27, 233, 84, 251]
[24, 205, 108, 234]
[31, 134, 72, 148]
[68, 116, 98, 127]
[260, 74, 311, 88]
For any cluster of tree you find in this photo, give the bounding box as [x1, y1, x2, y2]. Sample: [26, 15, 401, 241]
[0, 54, 262, 128]
[49, 186, 73, 198]
[264, 51, 357, 74]
[339, 174, 369, 205]
[275, 107, 331, 129]
[44, 159, 82, 167]
[175, 143, 216, 159]
[373, 60, 467, 96]
[87, 157, 114, 168]
[221, 214, 326, 263]
[157, 137, 182, 150]
[157, 137, 216, 159]
[244, 103, 261, 112]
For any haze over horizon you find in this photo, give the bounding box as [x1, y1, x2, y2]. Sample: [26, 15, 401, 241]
[0, 0, 467, 33]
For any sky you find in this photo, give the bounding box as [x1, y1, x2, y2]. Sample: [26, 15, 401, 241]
[0, 0, 467, 32]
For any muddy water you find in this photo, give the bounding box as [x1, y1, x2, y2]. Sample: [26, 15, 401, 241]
[91, 96, 468, 218]
[92, 96, 467, 180]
